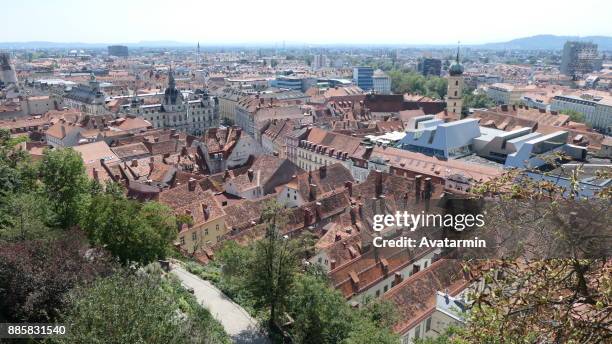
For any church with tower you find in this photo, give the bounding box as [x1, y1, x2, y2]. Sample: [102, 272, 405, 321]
[446, 45, 464, 115]
[129, 68, 219, 135]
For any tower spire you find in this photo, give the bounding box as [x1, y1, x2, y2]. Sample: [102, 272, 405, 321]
[456, 41, 460, 63]
[197, 42, 200, 67]
[168, 62, 175, 89]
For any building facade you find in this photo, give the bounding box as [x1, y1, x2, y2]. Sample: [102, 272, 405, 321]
[560, 41, 601, 77]
[353, 66, 374, 91]
[373, 69, 392, 94]
[107, 45, 128, 57]
[130, 70, 219, 135]
[418, 58, 442, 77]
[550, 94, 612, 133]
[63, 74, 107, 115]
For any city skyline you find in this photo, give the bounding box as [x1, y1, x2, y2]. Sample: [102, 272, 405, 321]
[3, 0, 612, 45]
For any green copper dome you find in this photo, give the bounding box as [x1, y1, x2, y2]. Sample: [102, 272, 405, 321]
[449, 61, 464, 76]
[449, 43, 464, 76]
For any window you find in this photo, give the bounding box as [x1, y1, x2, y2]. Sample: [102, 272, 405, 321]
[454, 91, 457, 96]
[455, 80, 458, 86]
[180, 237, 185, 245]
[216, 224, 219, 231]
[415, 325, 420, 339]
[376, 290, 380, 297]
[192, 232, 197, 241]
[425, 317, 432, 332]
[204, 229, 209, 236]
[384, 285, 388, 293]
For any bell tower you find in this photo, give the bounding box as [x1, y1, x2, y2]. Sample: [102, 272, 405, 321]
[446, 43, 464, 115]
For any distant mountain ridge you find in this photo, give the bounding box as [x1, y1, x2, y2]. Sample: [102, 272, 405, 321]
[476, 35, 612, 50]
[0, 35, 611, 50]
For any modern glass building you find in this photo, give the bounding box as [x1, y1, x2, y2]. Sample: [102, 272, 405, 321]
[353, 66, 374, 91]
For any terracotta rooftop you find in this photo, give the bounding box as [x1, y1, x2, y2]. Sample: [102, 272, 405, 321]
[159, 182, 226, 229]
[383, 259, 469, 335]
[111, 142, 150, 160]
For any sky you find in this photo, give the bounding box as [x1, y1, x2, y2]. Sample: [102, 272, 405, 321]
[2, 0, 611, 45]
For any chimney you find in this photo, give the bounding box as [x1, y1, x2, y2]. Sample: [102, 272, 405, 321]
[309, 183, 318, 201]
[374, 170, 383, 197]
[539, 108, 546, 113]
[308, 171, 313, 185]
[319, 165, 327, 178]
[501, 104, 508, 112]
[92, 168, 99, 181]
[393, 272, 403, 286]
[188, 177, 197, 191]
[424, 178, 433, 211]
[380, 258, 389, 275]
[304, 208, 313, 226]
[330, 259, 337, 270]
[131, 159, 138, 167]
[247, 169, 254, 182]
[345, 181, 353, 197]
[150, 156, 155, 163]
[202, 204, 209, 220]
[223, 169, 230, 181]
[550, 110, 558, 116]
[335, 233, 342, 242]
[414, 175, 422, 202]
[349, 206, 357, 225]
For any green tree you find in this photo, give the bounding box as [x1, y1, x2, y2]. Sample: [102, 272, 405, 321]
[217, 240, 253, 281]
[560, 109, 586, 123]
[249, 201, 299, 331]
[40, 148, 89, 228]
[0, 192, 50, 242]
[387, 70, 447, 99]
[461, 86, 495, 112]
[340, 319, 399, 344]
[288, 274, 355, 344]
[54, 272, 229, 344]
[81, 194, 177, 265]
[358, 297, 398, 329]
[0, 128, 37, 198]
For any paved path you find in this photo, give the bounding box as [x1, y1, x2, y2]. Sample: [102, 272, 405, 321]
[171, 265, 270, 344]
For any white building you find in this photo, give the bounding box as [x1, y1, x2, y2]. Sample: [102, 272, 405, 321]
[550, 94, 612, 133]
[129, 69, 219, 135]
[373, 69, 391, 94]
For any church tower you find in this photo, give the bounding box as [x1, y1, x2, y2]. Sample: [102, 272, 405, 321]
[446, 44, 464, 115]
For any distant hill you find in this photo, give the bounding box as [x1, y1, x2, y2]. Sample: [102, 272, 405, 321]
[477, 35, 612, 50]
[1, 35, 611, 50]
